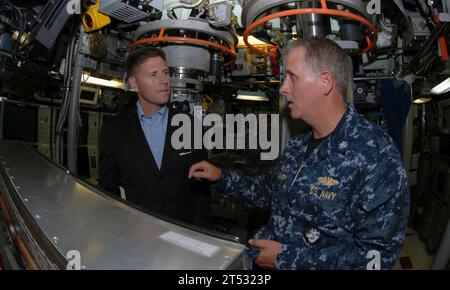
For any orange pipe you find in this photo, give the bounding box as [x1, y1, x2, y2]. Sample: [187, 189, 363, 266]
[0, 195, 16, 239]
[439, 36, 448, 61]
[365, 35, 372, 52]
[320, 0, 327, 9]
[158, 27, 165, 38]
[243, 8, 378, 58]
[0, 195, 38, 270]
[433, 15, 448, 62]
[16, 235, 39, 270]
[131, 34, 237, 67]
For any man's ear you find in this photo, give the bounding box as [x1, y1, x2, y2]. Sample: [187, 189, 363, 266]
[320, 71, 334, 96]
[128, 76, 138, 92]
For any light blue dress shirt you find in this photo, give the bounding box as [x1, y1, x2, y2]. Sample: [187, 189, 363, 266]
[137, 102, 168, 170]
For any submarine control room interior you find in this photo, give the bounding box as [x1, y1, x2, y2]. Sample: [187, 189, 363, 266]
[0, 0, 450, 270]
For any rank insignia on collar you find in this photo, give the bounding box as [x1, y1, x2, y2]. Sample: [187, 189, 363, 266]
[277, 166, 287, 181]
[278, 172, 287, 181]
[339, 141, 348, 150]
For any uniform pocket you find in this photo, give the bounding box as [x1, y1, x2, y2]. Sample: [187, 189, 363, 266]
[289, 180, 350, 237]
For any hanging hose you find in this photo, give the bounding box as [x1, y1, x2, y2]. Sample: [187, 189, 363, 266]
[55, 27, 80, 164]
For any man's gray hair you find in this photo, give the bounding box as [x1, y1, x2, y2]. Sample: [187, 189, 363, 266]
[290, 37, 350, 98]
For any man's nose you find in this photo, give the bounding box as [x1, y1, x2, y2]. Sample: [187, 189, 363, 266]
[159, 74, 170, 84]
[279, 80, 289, 95]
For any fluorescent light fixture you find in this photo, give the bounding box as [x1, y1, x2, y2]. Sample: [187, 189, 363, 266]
[236, 90, 269, 102]
[431, 77, 450, 95]
[237, 36, 268, 47]
[413, 97, 432, 104]
[81, 73, 124, 89]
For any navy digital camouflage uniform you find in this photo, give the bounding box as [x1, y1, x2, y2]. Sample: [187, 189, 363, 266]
[213, 103, 410, 269]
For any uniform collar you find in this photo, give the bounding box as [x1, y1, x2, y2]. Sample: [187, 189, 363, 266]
[315, 103, 357, 160]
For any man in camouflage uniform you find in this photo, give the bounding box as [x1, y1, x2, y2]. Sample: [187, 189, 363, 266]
[189, 38, 410, 270]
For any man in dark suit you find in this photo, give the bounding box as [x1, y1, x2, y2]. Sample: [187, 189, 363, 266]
[99, 47, 212, 228]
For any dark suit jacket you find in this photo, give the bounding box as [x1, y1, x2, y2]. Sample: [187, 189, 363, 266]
[99, 105, 212, 228]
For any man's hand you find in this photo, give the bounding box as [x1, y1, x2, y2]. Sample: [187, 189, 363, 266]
[249, 239, 282, 269]
[188, 161, 222, 182]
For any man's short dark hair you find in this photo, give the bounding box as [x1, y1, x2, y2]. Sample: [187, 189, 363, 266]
[125, 47, 166, 77]
[290, 37, 350, 99]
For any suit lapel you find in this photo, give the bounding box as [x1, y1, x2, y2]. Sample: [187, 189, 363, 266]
[159, 107, 176, 175]
[126, 106, 160, 173]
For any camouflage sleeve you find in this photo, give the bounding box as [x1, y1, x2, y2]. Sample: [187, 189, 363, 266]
[275, 150, 410, 270]
[212, 169, 273, 210]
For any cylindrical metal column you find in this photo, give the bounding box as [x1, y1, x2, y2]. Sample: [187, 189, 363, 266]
[295, 1, 330, 38]
[445, 0, 450, 13]
[402, 80, 414, 173]
[346, 55, 353, 102]
[431, 216, 450, 269]
[0, 97, 6, 139]
[67, 28, 85, 173]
